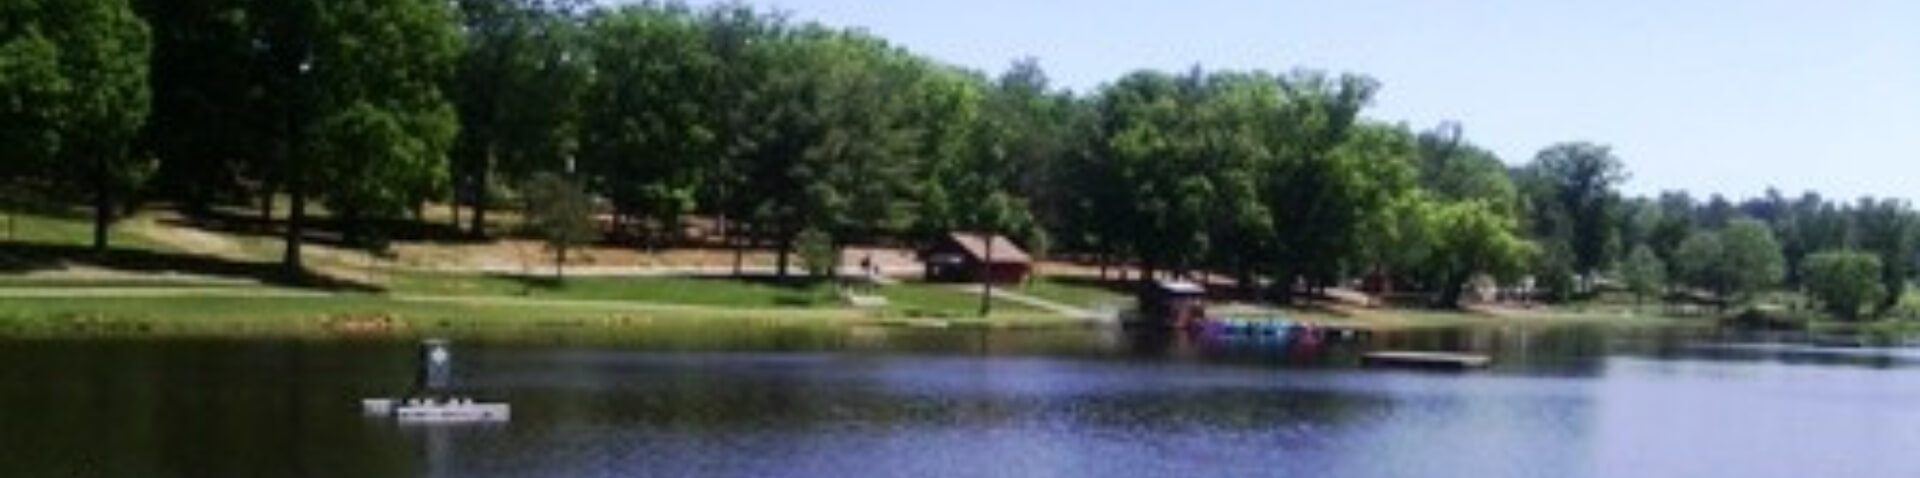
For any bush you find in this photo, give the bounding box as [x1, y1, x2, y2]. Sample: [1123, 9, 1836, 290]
[1802, 250, 1884, 321]
[522, 172, 599, 277]
[795, 227, 837, 279]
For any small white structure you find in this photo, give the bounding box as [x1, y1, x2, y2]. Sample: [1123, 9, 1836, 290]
[361, 339, 510, 424]
[364, 397, 511, 423]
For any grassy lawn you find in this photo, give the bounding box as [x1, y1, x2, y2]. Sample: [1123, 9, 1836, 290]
[0, 271, 1077, 339]
[0, 294, 849, 339]
[1017, 276, 1131, 309]
[386, 272, 843, 308]
[874, 281, 1046, 317]
[0, 209, 174, 253]
[0, 290, 1076, 339]
[0, 277, 251, 288]
[391, 272, 1050, 318]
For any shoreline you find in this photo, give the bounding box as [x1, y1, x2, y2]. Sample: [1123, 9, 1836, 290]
[0, 286, 1698, 341]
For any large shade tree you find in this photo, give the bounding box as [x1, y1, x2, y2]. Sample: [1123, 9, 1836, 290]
[1523, 142, 1627, 280]
[452, 0, 587, 238]
[579, 4, 714, 244]
[0, 0, 152, 251]
[1801, 250, 1883, 321]
[280, 0, 463, 268]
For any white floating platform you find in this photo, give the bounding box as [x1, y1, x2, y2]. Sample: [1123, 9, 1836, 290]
[1361, 350, 1492, 370]
[363, 397, 510, 423]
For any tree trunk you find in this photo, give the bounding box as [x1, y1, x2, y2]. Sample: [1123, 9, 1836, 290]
[92, 152, 111, 252]
[1438, 271, 1470, 309]
[1098, 252, 1108, 281]
[340, 206, 361, 248]
[979, 233, 994, 317]
[1876, 276, 1902, 318]
[259, 184, 275, 229]
[555, 245, 566, 279]
[1236, 264, 1255, 302]
[469, 146, 492, 238]
[450, 198, 461, 232]
[731, 221, 746, 276]
[283, 187, 306, 273]
[775, 232, 792, 279]
[1271, 268, 1295, 306]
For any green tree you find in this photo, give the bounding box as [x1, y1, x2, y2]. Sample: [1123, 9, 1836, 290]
[1532, 239, 1577, 302]
[741, 28, 929, 277]
[521, 171, 597, 278]
[1262, 71, 1382, 299]
[1719, 218, 1786, 305]
[1428, 199, 1534, 307]
[1621, 244, 1666, 307]
[453, 0, 587, 237]
[304, 0, 462, 249]
[793, 226, 835, 279]
[133, 0, 265, 214]
[1524, 142, 1627, 278]
[579, 4, 714, 244]
[1673, 230, 1722, 297]
[695, 4, 788, 276]
[0, 5, 65, 218]
[1677, 219, 1784, 308]
[1849, 198, 1917, 316]
[1801, 249, 1884, 321]
[277, 0, 463, 269]
[1648, 191, 1698, 276]
[1341, 122, 1421, 296]
[1415, 122, 1518, 211]
[245, 0, 320, 271]
[0, 0, 152, 251]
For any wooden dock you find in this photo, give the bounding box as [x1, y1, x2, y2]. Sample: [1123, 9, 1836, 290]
[1361, 350, 1491, 370]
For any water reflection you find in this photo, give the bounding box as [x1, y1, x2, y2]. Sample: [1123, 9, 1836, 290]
[3, 322, 1920, 477]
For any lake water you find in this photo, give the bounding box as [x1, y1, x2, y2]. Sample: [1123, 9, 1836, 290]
[4, 323, 1920, 478]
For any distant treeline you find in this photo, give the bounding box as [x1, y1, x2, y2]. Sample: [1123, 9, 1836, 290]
[4, 0, 1916, 312]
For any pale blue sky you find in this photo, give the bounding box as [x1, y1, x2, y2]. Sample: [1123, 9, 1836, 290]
[679, 0, 1920, 201]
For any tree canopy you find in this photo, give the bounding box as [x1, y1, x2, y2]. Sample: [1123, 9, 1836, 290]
[9, 0, 1920, 317]
[1802, 250, 1883, 321]
[2, 0, 151, 250]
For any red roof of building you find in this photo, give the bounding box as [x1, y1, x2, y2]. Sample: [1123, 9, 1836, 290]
[944, 232, 1032, 264]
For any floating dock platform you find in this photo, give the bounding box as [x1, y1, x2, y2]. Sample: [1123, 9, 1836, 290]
[1361, 350, 1491, 370]
[363, 397, 510, 423]
[360, 338, 511, 424]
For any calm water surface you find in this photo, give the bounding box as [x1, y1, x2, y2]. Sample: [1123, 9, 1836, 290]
[4, 324, 1920, 478]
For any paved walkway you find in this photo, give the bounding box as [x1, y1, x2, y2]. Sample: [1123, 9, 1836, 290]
[955, 284, 1101, 320]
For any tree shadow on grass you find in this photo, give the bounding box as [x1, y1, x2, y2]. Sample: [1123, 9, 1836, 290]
[0, 242, 380, 292]
[1043, 275, 1145, 297]
[496, 274, 563, 295]
[490, 272, 834, 306]
[714, 275, 834, 307]
[167, 204, 490, 249]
